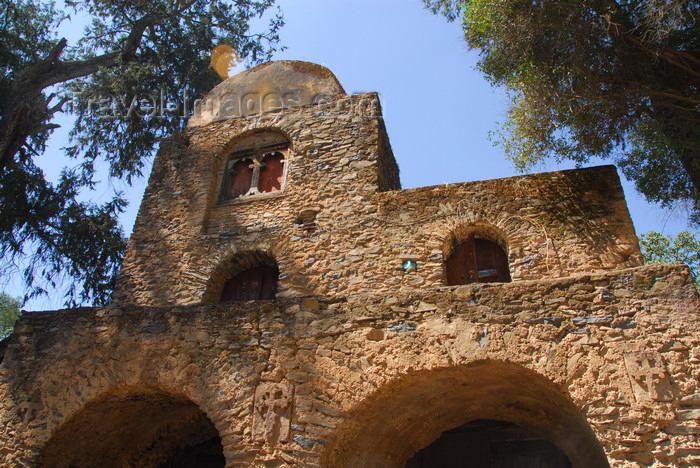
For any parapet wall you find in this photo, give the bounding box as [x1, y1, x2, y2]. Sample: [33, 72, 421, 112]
[2, 264, 699, 467]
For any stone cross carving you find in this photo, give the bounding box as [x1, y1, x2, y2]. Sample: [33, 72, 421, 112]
[252, 382, 294, 444]
[623, 351, 673, 402]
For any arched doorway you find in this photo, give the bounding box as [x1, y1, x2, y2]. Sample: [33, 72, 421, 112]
[323, 361, 609, 468]
[40, 386, 225, 468]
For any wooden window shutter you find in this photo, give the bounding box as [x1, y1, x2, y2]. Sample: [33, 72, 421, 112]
[258, 152, 285, 193]
[226, 159, 253, 199]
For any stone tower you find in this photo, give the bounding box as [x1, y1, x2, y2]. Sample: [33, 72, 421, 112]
[1, 61, 699, 467]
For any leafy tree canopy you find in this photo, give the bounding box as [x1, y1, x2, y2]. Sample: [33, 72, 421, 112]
[639, 230, 700, 289]
[0, 293, 21, 339]
[424, 0, 700, 224]
[0, 0, 283, 306]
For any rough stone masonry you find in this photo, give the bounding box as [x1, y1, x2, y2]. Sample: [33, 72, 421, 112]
[0, 61, 699, 467]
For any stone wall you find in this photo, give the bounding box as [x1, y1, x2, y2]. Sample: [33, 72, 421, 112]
[3, 60, 687, 468]
[114, 90, 641, 308]
[2, 264, 699, 467]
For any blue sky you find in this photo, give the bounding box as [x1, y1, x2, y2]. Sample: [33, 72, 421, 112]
[268, 0, 689, 231]
[9, 0, 693, 310]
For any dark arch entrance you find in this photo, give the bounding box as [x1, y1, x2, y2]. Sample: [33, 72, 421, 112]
[406, 419, 571, 468]
[322, 361, 609, 468]
[40, 386, 225, 468]
[220, 264, 278, 302]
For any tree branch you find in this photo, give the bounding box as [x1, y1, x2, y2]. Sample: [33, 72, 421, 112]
[0, 13, 154, 174]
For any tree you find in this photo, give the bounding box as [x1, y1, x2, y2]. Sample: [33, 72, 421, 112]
[424, 1, 700, 224]
[0, 293, 21, 339]
[0, 0, 283, 306]
[639, 230, 700, 290]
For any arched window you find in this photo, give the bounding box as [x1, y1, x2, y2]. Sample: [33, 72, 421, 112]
[220, 265, 278, 302]
[220, 142, 288, 200]
[445, 235, 511, 285]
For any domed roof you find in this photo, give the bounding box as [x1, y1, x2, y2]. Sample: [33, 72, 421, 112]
[187, 60, 346, 128]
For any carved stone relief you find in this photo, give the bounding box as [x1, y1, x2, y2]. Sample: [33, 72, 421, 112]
[623, 351, 673, 402]
[252, 382, 294, 444]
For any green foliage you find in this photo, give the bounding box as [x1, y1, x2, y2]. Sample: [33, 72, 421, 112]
[424, 0, 700, 225]
[0, 0, 283, 306]
[640, 230, 700, 289]
[0, 293, 21, 339]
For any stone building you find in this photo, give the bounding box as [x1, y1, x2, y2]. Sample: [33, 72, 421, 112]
[1, 61, 699, 467]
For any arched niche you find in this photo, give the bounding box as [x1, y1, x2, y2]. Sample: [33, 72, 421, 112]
[203, 250, 279, 304]
[40, 386, 225, 468]
[443, 224, 511, 285]
[217, 130, 291, 201]
[322, 361, 609, 468]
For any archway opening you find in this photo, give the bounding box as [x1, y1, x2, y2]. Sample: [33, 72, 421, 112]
[406, 419, 571, 468]
[323, 361, 608, 468]
[220, 264, 278, 301]
[40, 386, 225, 468]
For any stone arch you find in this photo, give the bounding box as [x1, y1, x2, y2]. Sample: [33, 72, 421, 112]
[442, 223, 511, 285]
[442, 223, 509, 258]
[212, 127, 294, 173]
[202, 249, 280, 303]
[39, 385, 225, 468]
[322, 361, 609, 468]
[429, 217, 511, 260]
[220, 127, 293, 156]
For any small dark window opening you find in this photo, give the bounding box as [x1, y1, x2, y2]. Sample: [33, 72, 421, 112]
[220, 144, 287, 200]
[446, 237, 511, 285]
[220, 265, 278, 302]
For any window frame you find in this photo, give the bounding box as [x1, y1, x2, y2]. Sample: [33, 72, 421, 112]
[218, 142, 289, 201]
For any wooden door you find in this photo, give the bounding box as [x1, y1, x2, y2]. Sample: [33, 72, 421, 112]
[446, 237, 510, 285]
[220, 266, 277, 302]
